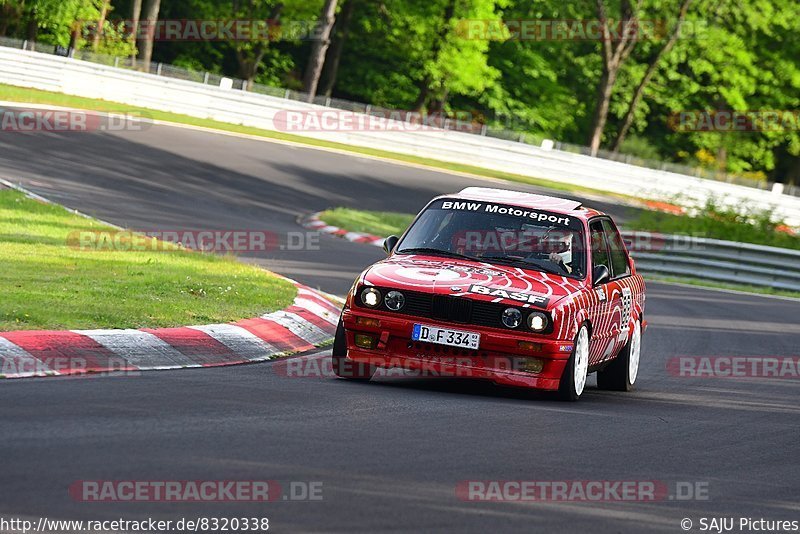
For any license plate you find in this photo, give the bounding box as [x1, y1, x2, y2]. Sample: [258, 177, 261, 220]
[412, 324, 480, 350]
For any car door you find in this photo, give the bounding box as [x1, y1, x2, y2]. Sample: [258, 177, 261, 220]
[600, 219, 634, 361]
[588, 220, 614, 364]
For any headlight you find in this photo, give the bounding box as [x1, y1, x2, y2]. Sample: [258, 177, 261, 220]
[502, 308, 522, 328]
[384, 290, 405, 311]
[360, 287, 382, 308]
[527, 312, 548, 332]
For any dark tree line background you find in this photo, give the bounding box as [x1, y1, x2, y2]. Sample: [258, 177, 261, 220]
[1, 0, 799, 184]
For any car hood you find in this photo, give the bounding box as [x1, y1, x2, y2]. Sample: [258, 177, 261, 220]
[361, 254, 585, 311]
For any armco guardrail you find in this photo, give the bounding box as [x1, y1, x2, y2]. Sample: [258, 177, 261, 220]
[2, 45, 800, 227]
[623, 232, 800, 292]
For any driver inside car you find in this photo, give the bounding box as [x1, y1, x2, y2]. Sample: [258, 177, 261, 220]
[547, 235, 574, 274]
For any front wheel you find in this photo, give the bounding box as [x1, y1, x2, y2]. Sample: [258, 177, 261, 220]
[597, 319, 641, 391]
[558, 324, 590, 401]
[331, 318, 376, 381]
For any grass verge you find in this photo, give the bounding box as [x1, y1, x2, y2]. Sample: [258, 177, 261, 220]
[320, 208, 415, 237]
[630, 206, 800, 250]
[0, 189, 296, 331]
[0, 83, 636, 202]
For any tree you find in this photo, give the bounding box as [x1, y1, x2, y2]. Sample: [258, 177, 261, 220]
[130, 0, 142, 64]
[412, 0, 505, 113]
[302, 0, 337, 100]
[91, 0, 109, 51]
[587, 0, 640, 156]
[318, 0, 357, 97]
[609, 0, 693, 151]
[136, 0, 161, 71]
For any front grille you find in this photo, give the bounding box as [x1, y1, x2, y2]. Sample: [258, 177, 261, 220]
[431, 295, 473, 323]
[357, 287, 514, 330]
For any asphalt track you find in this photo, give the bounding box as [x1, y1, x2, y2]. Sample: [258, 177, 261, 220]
[0, 110, 799, 533]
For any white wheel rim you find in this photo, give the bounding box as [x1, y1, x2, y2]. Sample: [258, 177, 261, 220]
[574, 327, 589, 396]
[629, 321, 641, 385]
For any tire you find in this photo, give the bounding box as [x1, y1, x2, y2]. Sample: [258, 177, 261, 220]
[597, 318, 641, 392]
[331, 318, 376, 381]
[558, 324, 590, 401]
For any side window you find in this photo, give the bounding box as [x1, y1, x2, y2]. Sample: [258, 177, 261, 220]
[602, 220, 631, 279]
[589, 221, 610, 275]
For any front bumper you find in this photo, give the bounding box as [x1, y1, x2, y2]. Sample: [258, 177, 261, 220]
[342, 308, 573, 390]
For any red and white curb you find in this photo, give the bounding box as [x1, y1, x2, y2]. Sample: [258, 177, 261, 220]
[0, 280, 342, 379]
[300, 212, 385, 247]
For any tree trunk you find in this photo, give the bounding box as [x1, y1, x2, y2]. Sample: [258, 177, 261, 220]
[0, 4, 12, 37]
[319, 0, 356, 97]
[716, 145, 727, 178]
[233, 4, 283, 90]
[92, 0, 110, 51]
[610, 0, 693, 152]
[412, 78, 431, 112]
[786, 156, 800, 186]
[588, 68, 618, 156]
[136, 0, 161, 72]
[303, 0, 339, 101]
[130, 0, 142, 65]
[26, 15, 38, 47]
[237, 47, 267, 90]
[68, 24, 81, 55]
[587, 0, 640, 156]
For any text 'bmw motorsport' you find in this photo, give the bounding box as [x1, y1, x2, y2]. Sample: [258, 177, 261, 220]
[441, 201, 571, 226]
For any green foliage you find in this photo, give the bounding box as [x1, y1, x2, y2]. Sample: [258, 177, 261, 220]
[88, 20, 137, 57]
[4, 0, 799, 184]
[618, 135, 662, 161]
[630, 197, 800, 250]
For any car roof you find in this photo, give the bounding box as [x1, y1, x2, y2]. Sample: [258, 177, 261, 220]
[442, 187, 605, 219]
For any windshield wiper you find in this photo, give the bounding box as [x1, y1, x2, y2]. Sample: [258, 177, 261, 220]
[396, 247, 477, 262]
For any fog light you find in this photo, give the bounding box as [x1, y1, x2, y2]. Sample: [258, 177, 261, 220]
[518, 341, 542, 352]
[527, 312, 548, 332]
[502, 308, 522, 328]
[354, 333, 377, 349]
[360, 287, 381, 308]
[356, 317, 381, 328]
[517, 358, 544, 374]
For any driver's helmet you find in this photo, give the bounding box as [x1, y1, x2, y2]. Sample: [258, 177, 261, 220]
[545, 233, 573, 265]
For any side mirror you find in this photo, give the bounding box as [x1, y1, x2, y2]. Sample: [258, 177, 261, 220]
[593, 265, 610, 286]
[383, 235, 399, 255]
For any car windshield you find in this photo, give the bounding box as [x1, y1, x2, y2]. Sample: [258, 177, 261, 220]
[395, 198, 587, 279]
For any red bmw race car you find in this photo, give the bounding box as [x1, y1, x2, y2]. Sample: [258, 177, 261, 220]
[332, 187, 646, 401]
